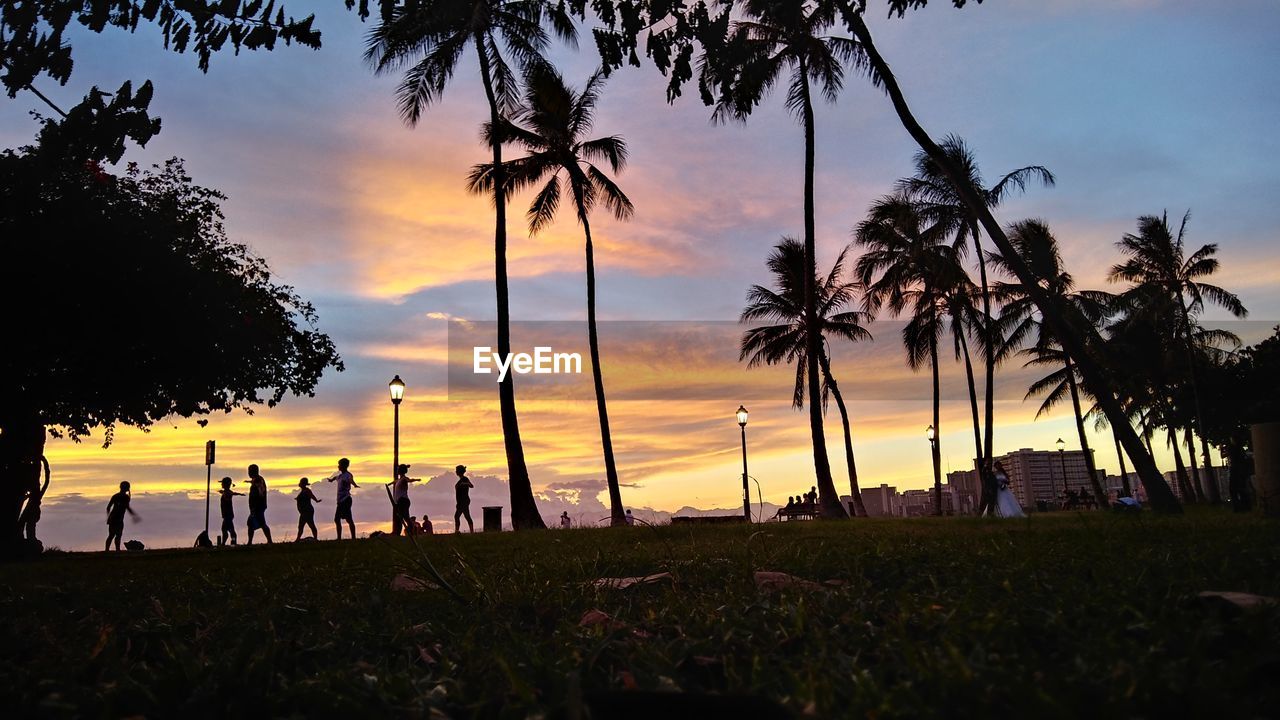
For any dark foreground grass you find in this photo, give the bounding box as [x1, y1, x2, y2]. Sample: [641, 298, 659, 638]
[2, 511, 1279, 718]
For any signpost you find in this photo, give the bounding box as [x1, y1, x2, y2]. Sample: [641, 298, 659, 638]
[204, 440, 215, 536]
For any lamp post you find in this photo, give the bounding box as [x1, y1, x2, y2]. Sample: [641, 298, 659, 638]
[389, 375, 405, 489]
[737, 405, 750, 522]
[1056, 437, 1067, 509]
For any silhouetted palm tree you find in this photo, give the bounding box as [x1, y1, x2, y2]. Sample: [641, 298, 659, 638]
[365, 0, 578, 529]
[897, 136, 1054, 507]
[855, 195, 963, 516]
[701, 0, 865, 518]
[1109, 211, 1247, 504]
[941, 278, 988, 494]
[740, 238, 874, 517]
[469, 66, 634, 526]
[840, 9, 1179, 513]
[991, 219, 1111, 506]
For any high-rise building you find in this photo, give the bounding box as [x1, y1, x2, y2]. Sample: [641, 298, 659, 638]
[987, 448, 1105, 510]
[945, 469, 981, 515]
[862, 483, 899, 517]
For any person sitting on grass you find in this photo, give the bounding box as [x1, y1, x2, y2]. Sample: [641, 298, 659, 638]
[327, 457, 358, 540]
[295, 477, 321, 541]
[19, 468, 49, 543]
[104, 480, 139, 552]
[419, 513, 433, 535]
[1113, 491, 1142, 512]
[625, 509, 635, 526]
[218, 477, 244, 546]
[561, 511, 571, 529]
[454, 465, 474, 533]
[245, 464, 273, 545]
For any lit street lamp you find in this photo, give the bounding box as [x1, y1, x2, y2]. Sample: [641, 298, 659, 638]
[737, 405, 750, 522]
[1056, 437, 1067, 508]
[389, 375, 405, 488]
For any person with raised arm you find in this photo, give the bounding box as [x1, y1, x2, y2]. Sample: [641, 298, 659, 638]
[327, 458, 358, 539]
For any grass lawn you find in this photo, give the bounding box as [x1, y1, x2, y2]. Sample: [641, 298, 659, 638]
[2, 510, 1279, 718]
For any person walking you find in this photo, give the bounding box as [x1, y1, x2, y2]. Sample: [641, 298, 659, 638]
[327, 458, 358, 539]
[217, 477, 243, 546]
[104, 481, 139, 551]
[391, 464, 420, 536]
[295, 477, 322, 541]
[245, 464, 273, 545]
[453, 464, 474, 533]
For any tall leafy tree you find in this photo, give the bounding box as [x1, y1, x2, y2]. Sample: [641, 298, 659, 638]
[855, 195, 963, 516]
[699, 0, 867, 518]
[1108, 211, 1247, 504]
[740, 238, 874, 517]
[991, 219, 1111, 506]
[896, 135, 1054, 510]
[469, 66, 634, 526]
[366, 0, 579, 529]
[1, 98, 343, 553]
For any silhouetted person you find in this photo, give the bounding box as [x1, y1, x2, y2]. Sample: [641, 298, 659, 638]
[454, 464, 474, 533]
[560, 511, 571, 529]
[327, 457, 358, 539]
[1227, 442, 1255, 512]
[246, 464, 273, 545]
[391, 463, 420, 536]
[295, 477, 321, 541]
[105, 481, 138, 552]
[19, 470, 49, 542]
[786, 496, 796, 509]
[806, 486, 818, 505]
[419, 513, 433, 535]
[625, 509, 635, 526]
[218, 476, 243, 546]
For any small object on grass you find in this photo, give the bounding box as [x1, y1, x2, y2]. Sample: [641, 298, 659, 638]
[579, 608, 627, 631]
[124, 540, 145, 552]
[753, 571, 824, 592]
[391, 573, 440, 592]
[591, 572, 673, 590]
[1197, 591, 1278, 612]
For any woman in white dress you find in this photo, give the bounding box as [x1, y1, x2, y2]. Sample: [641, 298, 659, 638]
[993, 462, 1025, 518]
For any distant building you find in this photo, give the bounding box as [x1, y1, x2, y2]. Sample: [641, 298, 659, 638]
[945, 469, 981, 515]
[862, 484, 899, 517]
[1161, 466, 1229, 501]
[987, 448, 1105, 510]
[899, 488, 954, 516]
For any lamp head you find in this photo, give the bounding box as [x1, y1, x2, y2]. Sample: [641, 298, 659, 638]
[926, 424, 936, 442]
[736, 405, 749, 427]
[1056, 437, 1065, 453]
[389, 375, 406, 404]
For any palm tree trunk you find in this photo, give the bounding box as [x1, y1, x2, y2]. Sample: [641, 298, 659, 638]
[580, 214, 626, 526]
[957, 318, 986, 493]
[1185, 426, 1207, 503]
[819, 352, 867, 517]
[1065, 356, 1106, 506]
[846, 12, 1180, 513]
[930, 334, 943, 516]
[1170, 428, 1194, 503]
[474, 35, 543, 529]
[973, 222, 997, 489]
[798, 56, 844, 519]
[1178, 296, 1222, 504]
[1113, 432, 1132, 497]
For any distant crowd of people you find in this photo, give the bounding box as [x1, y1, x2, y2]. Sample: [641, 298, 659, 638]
[774, 486, 820, 518]
[104, 459, 480, 551]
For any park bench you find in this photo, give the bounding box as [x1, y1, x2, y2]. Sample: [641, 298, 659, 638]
[773, 505, 818, 521]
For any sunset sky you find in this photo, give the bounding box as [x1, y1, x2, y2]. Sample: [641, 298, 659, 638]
[4, 1, 1278, 549]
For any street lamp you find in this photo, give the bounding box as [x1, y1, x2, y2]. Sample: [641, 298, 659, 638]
[737, 405, 750, 522]
[1056, 437, 1067, 509]
[389, 375, 405, 486]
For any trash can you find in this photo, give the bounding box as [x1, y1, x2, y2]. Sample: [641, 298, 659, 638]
[482, 506, 503, 532]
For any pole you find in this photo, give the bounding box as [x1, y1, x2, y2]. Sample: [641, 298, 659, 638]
[1058, 449, 1068, 509]
[205, 463, 211, 536]
[393, 402, 400, 488]
[740, 425, 750, 522]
